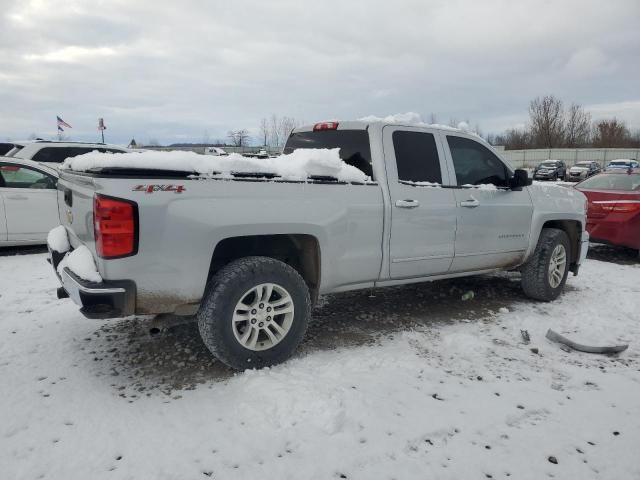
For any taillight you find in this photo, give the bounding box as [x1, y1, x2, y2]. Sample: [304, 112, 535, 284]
[313, 121, 339, 131]
[94, 194, 138, 258]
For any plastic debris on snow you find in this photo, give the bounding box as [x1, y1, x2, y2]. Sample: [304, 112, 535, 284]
[62, 148, 370, 183]
[47, 225, 69, 253]
[57, 245, 102, 283]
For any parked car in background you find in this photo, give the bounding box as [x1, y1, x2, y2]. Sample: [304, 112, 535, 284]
[3, 140, 128, 165]
[533, 160, 566, 181]
[0, 142, 20, 156]
[0, 158, 59, 246]
[204, 146, 228, 156]
[576, 168, 640, 252]
[567, 161, 601, 182]
[606, 159, 639, 170]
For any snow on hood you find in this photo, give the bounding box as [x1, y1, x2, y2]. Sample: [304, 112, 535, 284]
[62, 148, 371, 183]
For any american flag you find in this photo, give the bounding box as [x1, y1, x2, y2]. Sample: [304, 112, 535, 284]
[57, 116, 72, 129]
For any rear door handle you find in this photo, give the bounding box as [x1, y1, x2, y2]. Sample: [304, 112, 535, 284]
[395, 199, 420, 209]
[460, 197, 479, 208]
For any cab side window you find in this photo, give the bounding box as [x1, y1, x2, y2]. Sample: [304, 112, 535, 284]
[393, 131, 442, 184]
[447, 136, 509, 187]
[0, 164, 56, 189]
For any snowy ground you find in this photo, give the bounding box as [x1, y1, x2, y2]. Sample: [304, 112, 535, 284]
[1, 246, 639, 480]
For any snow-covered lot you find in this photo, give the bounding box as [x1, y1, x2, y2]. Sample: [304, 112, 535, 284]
[1, 247, 639, 480]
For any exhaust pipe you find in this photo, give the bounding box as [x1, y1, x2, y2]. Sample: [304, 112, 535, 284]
[57, 287, 69, 299]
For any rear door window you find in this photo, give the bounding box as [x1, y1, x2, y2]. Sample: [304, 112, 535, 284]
[392, 131, 442, 184]
[579, 174, 640, 191]
[283, 130, 373, 179]
[447, 136, 510, 187]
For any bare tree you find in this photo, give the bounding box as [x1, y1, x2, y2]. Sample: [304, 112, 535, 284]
[492, 128, 531, 149]
[564, 104, 591, 147]
[269, 114, 280, 148]
[528, 95, 566, 148]
[277, 116, 299, 146]
[428, 113, 438, 124]
[259, 118, 269, 147]
[592, 118, 630, 148]
[227, 129, 251, 147]
[147, 138, 160, 146]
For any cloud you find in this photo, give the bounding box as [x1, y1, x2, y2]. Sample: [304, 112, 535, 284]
[0, 0, 639, 143]
[24, 46, 118, 63]
[564, 47, 616, 77]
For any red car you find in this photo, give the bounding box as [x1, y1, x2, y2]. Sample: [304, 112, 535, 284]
[576, 168, 640, 251]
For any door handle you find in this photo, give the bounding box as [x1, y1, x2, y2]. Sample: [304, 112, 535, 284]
[460, 196, 479, 208]
[395, 199, 420, 209]
[7, 195, 28, 200]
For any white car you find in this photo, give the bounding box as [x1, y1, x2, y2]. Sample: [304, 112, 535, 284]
[204, 146, 228, 156]
[4, 140, 128, 164]
[0, 158, 60, 246]
[606, 159, 639, 170]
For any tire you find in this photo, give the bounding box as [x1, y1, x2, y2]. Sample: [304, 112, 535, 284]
[197, 256, 311, 370]
[521, 228, 571, 301]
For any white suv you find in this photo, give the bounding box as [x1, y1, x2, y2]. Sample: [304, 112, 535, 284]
[4, 140, 128, 164]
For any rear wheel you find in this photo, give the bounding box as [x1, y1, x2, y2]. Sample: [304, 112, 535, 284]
[521, 228, 571, 301]
[197, 256, 311, 370]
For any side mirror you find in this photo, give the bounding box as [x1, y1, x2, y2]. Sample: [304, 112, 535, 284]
[510, 169, 531, 190]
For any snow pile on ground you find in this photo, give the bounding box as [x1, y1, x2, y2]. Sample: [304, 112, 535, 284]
[57, 245, 102, 283]
[62, 148, 370, 183]
[1, 250, 639, 479]
[47, 225, 69, 253]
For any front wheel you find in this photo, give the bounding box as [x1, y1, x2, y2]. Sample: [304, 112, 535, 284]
[197, 256, 311, 370]
[521, 228, 571, 301]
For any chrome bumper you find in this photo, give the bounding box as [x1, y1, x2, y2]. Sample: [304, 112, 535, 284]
[48, 247, 136, 319]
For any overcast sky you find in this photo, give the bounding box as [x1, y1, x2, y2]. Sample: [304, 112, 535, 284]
[1, 0, 639, 145]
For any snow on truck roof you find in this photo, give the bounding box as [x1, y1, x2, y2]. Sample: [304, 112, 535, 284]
[62, 148, 371, 183]
[294, 113, 483, 138]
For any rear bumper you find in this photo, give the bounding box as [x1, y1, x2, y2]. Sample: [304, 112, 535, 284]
[49, 247, 136, 319]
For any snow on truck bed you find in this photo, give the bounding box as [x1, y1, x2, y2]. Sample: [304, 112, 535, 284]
[62, 148, 371, 183]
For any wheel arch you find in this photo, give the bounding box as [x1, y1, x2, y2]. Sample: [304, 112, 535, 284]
[530, 219, 583, 273]
[207, 234, 321, 303]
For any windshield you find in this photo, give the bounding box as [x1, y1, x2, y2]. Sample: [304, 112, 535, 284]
[578, 173, 640, 191]
[540, 161, 558, 167]
[283, 130, 373, 178]
[608, 161, 631, 166]
[574, 162, 591, 167]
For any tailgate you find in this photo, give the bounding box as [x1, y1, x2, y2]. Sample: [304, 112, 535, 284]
[57, 171, 99, 253]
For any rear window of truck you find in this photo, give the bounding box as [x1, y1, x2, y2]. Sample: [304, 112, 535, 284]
[283, 130, 373, 179]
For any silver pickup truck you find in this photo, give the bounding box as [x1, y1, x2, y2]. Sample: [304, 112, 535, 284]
[50, 120, 589, 369]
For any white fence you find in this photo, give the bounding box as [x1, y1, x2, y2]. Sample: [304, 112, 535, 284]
[500, 148, 640, 169]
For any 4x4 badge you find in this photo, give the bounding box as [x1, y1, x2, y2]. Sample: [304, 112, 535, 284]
[133, 185, 186, 194]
